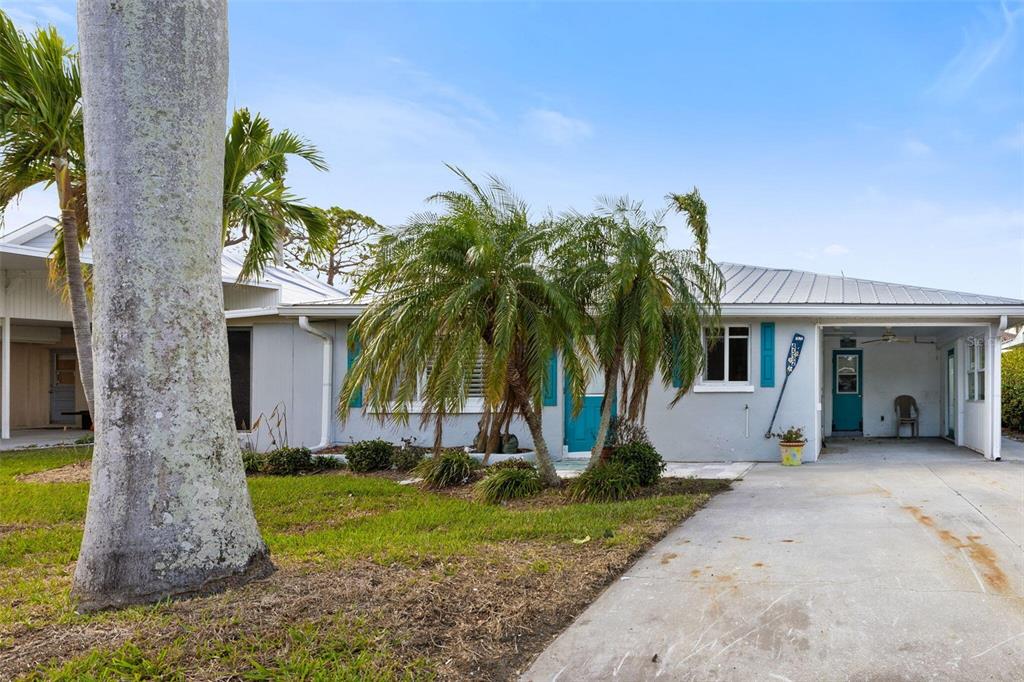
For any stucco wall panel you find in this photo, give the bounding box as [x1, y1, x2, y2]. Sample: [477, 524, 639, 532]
[642, 320, 818, 462]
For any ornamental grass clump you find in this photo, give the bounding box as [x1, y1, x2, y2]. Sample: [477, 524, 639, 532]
[415, 449, 480, 489]
[477, 464, 543, 504]
[566, 461, 639, 502]
[488, 457, 536, 472]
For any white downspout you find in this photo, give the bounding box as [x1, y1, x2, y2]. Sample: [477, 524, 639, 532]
[990, 315, 1008, 461]
[298, 316, 332, 451]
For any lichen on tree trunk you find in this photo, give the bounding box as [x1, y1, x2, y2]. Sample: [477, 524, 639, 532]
[72, 0, 273, 612]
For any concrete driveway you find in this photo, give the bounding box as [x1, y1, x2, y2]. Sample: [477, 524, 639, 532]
[524, 439, 1024, 681]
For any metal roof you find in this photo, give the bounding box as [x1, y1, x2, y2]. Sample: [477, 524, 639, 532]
[719, 263, 1022, 306]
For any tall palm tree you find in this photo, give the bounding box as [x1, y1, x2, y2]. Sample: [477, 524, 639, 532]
[222, 108, 331, 280]
[551, 191, 724, 465]
[339, 167, 588, 486]
[74, 0, 272, 611]
[0, 13, 94, 410]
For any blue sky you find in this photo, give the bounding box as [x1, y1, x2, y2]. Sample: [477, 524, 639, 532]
[3, 1, 1022, 297]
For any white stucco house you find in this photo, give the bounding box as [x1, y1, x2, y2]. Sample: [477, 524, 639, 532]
[3, 217, 1022, 462]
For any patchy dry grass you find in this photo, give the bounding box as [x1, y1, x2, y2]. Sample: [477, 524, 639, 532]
[0, 447, 728, 680]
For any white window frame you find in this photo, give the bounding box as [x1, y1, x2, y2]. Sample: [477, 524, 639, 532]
[966, 338, 986, 402]
[371, 359, 486, 414]
[694, 325, 754, 393]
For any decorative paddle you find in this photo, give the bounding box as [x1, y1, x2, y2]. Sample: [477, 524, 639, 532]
[765, 332, 806, 438]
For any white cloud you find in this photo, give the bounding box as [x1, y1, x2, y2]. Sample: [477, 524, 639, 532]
[998, 124, 1024, 151]
[901, 137, 933, 157]
[1, 185, 58, 236]
[930, 0, 1023, 99]
[523, 109, 593, 146]
[3, 2, 75, 32]
[822, 244, 850, 257]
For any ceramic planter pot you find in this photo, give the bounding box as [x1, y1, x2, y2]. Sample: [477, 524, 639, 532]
[779, 441, 805, 466]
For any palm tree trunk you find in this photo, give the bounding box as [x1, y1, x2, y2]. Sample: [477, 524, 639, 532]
[589, 351, 622, 466]
[507, 368, 559, 487]
[55, 170, 95, 413]
[73, 0, 272, 612]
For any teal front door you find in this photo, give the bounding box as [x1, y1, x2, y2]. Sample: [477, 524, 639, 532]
[832, 350, 863, 432]
[564, 370, 613, 452]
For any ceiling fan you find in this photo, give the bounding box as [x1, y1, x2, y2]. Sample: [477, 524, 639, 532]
[861, 328, 933, 345]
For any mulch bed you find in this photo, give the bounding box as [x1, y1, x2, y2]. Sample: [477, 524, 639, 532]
[0, 482, 726, 680]
[15, 460, 91, 484]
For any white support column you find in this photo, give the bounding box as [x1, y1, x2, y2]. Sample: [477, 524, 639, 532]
[2, 315, 10, 441]
[988, 324, 1002, 460]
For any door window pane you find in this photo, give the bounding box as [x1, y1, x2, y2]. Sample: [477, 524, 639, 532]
[836, 354, 858, 394]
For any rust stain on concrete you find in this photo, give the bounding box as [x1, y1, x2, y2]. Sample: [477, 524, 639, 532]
[902, 506, 1010, 594]
[660, 552, 678, 565]
[902, 505, 936, 528]
[732, 535, 751, 541]
[752, 562, 766, 568]
[689, 568, 701, 578]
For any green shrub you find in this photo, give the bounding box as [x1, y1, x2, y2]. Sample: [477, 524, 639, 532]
[415, 449, 480, 488]
[608, 442, 665, 486]
[261, 446, 313, 475]
[476, 467, 542, 504]
[1003, 347, 1024, 431]
[241, 447, 314, 475]
[311, 455, 345, 470]
[345, 439, 395, 473]
[488, 457, 536, 472]
[392, 446, 427, 472]
[242, 449, 262, 475]
[566, 461, 639, 502]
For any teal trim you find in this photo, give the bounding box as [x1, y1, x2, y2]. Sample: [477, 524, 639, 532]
[831, 349, 863, 431]
[760, 322, 776, 387]
[347, 331, 362, 408]
[542, 353, 558, 406]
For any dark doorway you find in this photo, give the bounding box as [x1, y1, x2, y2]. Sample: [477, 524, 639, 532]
[227, 328, 252, 430]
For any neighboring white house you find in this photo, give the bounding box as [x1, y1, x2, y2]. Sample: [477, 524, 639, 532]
[3, 218, 1022, 462]
[0, 217, 340, 441]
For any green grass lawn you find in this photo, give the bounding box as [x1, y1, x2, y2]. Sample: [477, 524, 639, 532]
[0, 446, 726, 680]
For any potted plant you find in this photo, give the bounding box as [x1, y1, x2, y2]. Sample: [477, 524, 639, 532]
[774, 426, 806, 466]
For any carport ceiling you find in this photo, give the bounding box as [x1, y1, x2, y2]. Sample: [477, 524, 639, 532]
[823, 325, 963, 337]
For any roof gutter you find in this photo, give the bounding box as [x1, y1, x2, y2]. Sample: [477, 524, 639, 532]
[719, 304, 1024, 319]
[278, 302, 1024, 321]
[298, 316, 333, 451]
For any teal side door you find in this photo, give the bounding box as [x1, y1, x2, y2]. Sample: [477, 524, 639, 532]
[832, 350, 863, 432]
[564, 374, 613, 452]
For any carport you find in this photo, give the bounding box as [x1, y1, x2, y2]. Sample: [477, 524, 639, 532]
[817, 320, 1006, 460]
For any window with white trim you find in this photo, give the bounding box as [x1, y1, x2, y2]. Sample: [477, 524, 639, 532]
[966, 339, 985, 401]
[423, 358, 485, 399]
[703, 326, 750, 383]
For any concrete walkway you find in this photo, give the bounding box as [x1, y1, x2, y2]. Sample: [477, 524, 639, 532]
[0, 428, 91, 451]
[524, 438, 1024, 681]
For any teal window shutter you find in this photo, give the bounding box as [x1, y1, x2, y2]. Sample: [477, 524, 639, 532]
[760, 322, 775, 388]
[347, 331, 362, 408]
[542, 353, 557, 406]
[672, 335, 683, 388]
